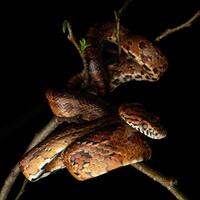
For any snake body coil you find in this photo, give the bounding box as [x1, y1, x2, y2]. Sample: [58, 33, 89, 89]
[19, 22, 168, 182]
[19, 90, 166, 182]
[84, 22, 168, 95]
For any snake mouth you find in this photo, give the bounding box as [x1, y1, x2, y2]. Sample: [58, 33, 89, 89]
[141, 127, 167, 139]
[125, 119, 167, 139]
[118, 103, 167, 139]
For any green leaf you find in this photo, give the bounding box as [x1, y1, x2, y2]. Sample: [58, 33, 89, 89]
[62, 20, 68, 33]
[79, 38, 91, 53]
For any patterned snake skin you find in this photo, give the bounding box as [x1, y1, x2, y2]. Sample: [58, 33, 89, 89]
[19, 90, 166, 182]
[19, 22, 168, 182]
[68, 22, 168, 94]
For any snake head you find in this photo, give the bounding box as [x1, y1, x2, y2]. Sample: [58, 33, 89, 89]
[118, 103, 167, 139]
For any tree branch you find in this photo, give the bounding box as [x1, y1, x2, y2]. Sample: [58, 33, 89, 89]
[114, 0, 135, 55]
[118, 0, 134, 18]
[155, 10, 200, 42]
[114, 11, 121, 55]
[112, 3, 191, 200]
[132, 163, 189, 200]
[1, 6, 197, 200]
[0, 116, 62, 200]
[14, 179, 28, 200]
[0, 20, 90, 200]
[64, 21, 89, 87]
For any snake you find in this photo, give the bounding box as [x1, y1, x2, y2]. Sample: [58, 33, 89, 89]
[68, 22, 168, 95]
[19, 90, 167, 182]
[19, 22, 168, 182]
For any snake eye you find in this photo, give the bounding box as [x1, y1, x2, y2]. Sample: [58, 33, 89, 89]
[142, 123, 148, 130]
[138, 41, 146, 49]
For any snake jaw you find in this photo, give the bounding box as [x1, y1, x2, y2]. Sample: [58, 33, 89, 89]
[118, 103, 167, 139]
[123, 119, 167, 139]
[141, 125, 167, 139]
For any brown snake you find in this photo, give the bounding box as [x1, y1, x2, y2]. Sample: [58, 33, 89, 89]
[19, 22, 168, 182]
[68, 22, 168, 95]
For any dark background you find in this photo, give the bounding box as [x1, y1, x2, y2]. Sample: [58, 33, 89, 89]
[0, 0, 199, 199]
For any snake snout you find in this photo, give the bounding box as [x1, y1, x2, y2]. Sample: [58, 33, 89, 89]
[143, 125, 167, 139]
[131, 120, 167, 139]
[138, 115, 167, 139]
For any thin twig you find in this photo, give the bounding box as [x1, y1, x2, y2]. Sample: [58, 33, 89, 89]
[26, 117, 61, 150]
[65, 21, 89, 87]
[118, 0, 134, 18]
[14, 179, 28, 200]
[66, 22, 83, 58]
[114, 11, 121, 55]
[114, 0, 134, 56]
[132, 163, 189, 200]
[155, 10, 200, 42]
[0, 116, 62, 200]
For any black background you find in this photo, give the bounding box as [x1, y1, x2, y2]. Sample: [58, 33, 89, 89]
[0, 0, 199, 199]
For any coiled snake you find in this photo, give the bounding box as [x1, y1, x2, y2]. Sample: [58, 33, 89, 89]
[68, 22, 168, 95]
[19, 22, 168, 182]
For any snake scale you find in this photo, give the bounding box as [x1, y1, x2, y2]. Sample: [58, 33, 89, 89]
[68, 22, 168, 95]
[19, 22, 168, 182]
